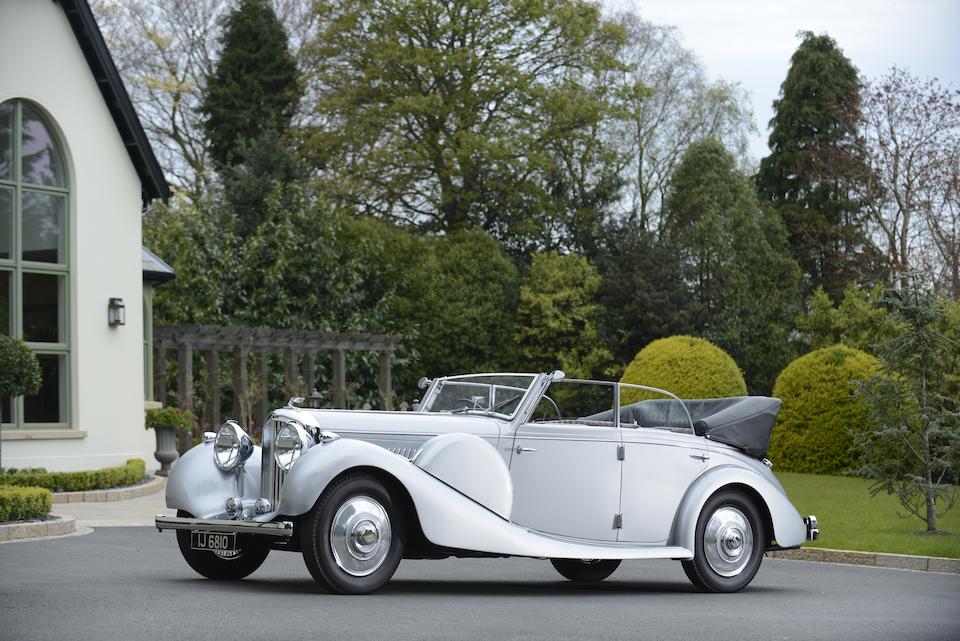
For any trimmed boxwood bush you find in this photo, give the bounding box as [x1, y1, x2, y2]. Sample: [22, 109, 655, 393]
[620, 335, 747, 404]
[0, 485, 52, 522]
[768, 344, 880, 473]
[0, 459, 146, 493]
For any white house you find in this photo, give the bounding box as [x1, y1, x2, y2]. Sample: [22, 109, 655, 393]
[1, 0, 170, 472]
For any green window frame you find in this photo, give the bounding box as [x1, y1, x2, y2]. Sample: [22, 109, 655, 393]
[0, 99, 71, 430]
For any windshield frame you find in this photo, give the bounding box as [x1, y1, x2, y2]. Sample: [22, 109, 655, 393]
[418, 373, 541, 420]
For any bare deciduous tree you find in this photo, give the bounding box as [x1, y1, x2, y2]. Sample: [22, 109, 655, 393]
[606, 13, 754, 230]
[858, 67, 960, 296]
[91, 0, 314, 200]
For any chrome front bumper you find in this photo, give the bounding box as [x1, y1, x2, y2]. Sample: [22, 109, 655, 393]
[155, 515, 294, 538]
[804, 515, 819, 542]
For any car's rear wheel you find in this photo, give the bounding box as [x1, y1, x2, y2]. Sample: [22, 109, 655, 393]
[550, 558, 621, 582]
[681, 490, 764, 593]
[300, 473, 405, 594]
[174, 510, 270, 580]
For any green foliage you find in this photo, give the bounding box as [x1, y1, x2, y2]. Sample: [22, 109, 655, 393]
[757, 31, 877, 300]
[769, 345, 880, 473]
[0, 459, 147, 493]
[410, 230, 520, 381]
[619, 336, 747, 404]
[662, 139, 803, 393]
[147, 187, 520, 405]
[853, 281, 959, 532]
[515, 252, 611, 378]
[306, 0, 627, 252]
[145, 407, 193, 431]
[201, 0, 300, 172]
[142, 197, 240, 326]
[0, 485, 52, 522]
[0, 336, 42, 418]
[796, 284, 903, 353]
[594, 223, 690, 375]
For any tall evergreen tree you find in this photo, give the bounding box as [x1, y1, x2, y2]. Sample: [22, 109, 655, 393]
[666, 139, 803, 393]
[201, 0, 300, 172]
[757, 31, 875, 301]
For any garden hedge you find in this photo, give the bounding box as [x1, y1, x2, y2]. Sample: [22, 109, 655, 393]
[620, 335, 747, 404]
[767, 344, 880, 473]
[0, 459, 146, 493]
[0, 485, 52, 522]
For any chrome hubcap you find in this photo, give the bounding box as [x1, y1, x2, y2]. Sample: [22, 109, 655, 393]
[704, 506, 753, 577]
[330, 496, 392, 577]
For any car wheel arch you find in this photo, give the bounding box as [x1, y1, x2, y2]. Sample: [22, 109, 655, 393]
[670, 466, 781, 552]
[315, 465, 427, 551]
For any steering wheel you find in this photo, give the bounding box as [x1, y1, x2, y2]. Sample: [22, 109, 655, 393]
[453, 396, 486, 411]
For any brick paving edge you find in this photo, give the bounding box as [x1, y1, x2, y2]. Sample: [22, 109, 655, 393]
[51, 475, 166, 504]
[0, 514, 76, 542]
[769, 547, 960, 574]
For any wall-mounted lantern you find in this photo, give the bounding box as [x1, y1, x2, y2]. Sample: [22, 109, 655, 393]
[108, 297, 126, 327]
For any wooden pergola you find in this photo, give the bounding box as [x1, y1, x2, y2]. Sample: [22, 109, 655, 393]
[154, 325, 402, 446]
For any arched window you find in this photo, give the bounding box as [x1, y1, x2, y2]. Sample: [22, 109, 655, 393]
[0, 99, 70, 429]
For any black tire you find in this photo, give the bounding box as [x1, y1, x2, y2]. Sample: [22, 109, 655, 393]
[681, 490, 765, 593]
[174, 510, 270, 580]
[300, 473, 405, 594]
[550, 558, 621, 582]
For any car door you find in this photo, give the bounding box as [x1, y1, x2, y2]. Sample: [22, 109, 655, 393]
[618, 427, 709, 544]
[509, 421, 622, 542]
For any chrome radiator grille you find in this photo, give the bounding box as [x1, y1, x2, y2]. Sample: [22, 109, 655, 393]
[260, 419, 286, 509]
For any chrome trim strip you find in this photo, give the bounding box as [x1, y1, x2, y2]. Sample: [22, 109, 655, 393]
[155, 515, 294, 538]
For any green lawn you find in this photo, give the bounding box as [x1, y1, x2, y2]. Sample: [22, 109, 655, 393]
[775, 471, 960, 559]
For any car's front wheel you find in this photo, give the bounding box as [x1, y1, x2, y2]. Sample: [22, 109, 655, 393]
[300, 473, 405, 594]
[681, 490, 764, 593]
[550, 558, 621, 582]
[174, 510, 270, 580]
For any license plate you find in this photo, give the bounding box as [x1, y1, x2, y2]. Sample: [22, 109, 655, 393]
[191, 531, 237, 553]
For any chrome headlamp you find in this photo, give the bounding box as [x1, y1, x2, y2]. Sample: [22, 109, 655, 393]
[275, 421, 311, 471]
[213, 420, 255, 471]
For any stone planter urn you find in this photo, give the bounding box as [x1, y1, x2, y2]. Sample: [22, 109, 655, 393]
[153, 426, 179, 477]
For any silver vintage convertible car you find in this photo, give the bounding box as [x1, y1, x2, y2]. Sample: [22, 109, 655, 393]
[156, 371, 818, 594]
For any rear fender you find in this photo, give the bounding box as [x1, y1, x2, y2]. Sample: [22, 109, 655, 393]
[671, 464, 806, 551]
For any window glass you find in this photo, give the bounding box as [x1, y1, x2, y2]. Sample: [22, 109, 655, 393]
[20, 104, 64, 187]
[22, 272, 62, 343]
[0, 187, 11, 260]
[0, 269, 10, 335]
[21, 190, 64, 263]
[24, 353, 64, 423]
[531, 380, 616, 426]
[1, 397, 11, 425]
[0, 101, 12, 180]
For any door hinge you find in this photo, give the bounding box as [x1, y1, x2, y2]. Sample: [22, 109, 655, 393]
[617, 444, 625, 460]
[613, 514, 623, 529]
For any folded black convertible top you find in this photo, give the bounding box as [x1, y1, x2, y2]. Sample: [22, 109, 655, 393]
[612, 396, 782, 459]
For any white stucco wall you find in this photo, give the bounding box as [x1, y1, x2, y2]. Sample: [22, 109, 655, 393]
[0, 0, 157, 471]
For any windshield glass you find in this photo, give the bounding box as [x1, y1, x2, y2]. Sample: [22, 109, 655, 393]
[420, 374, 537, 418]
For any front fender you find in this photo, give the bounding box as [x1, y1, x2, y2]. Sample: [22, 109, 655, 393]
[671, 464, 806, 551]
[165, 441, 262, 519]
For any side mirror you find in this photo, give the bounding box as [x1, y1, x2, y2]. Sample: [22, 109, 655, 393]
[417, 376, 432, 390]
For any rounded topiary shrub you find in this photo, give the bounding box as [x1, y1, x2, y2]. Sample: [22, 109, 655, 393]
[620, 336, 747, 404]
[768, 344, 880, 474]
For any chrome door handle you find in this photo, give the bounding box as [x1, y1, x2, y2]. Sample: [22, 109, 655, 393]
[516, 446, 537, 454]
[689, 453, 710, 462]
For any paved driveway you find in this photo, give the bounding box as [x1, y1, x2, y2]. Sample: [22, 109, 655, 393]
[1, 527, 958, 641]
